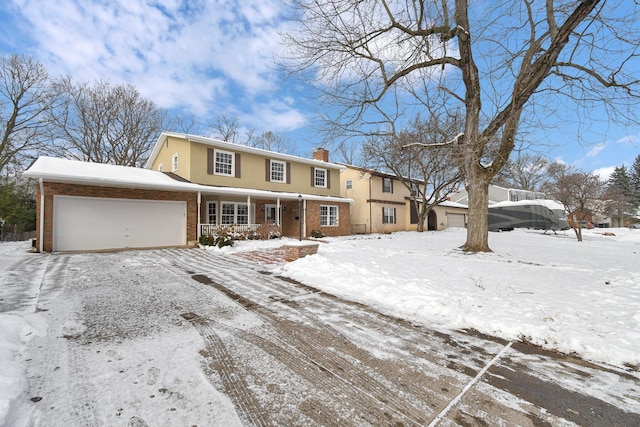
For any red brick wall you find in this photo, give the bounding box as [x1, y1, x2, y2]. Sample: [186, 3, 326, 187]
[36, 181, 198, 252]
[304, 200, 351, 237]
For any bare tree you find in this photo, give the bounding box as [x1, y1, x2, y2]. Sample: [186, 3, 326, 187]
[492, 153, 552, 192]
[282, 0, 640, 251]
[545, 166, 605, 241]
[48, 78, 165, 167]
[0, 54, 57, 173]
[333, 140, 361, 165]
[168, 113, 202, 135]
[363, 113, 463, 231]
[248, 131, 297, 155]
[207, 113, 242, 143]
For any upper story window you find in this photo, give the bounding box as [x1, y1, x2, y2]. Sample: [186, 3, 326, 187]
[382, 177, 393, 193]
[411, 183, 419, 198]
[270, 160, 286, 183]
[314, 167, 327, 188]
[215, 149, 234, 176]
[345, 180, 353, 190]
[171, 154, 178, 172]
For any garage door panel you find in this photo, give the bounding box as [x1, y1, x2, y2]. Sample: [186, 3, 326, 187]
[447, 213, 466, 228]
[53, 196, 186, 251]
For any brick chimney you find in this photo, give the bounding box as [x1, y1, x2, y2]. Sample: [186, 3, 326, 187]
[312, 147, 329, 162]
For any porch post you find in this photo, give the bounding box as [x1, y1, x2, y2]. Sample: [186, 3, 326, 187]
[197, 191, 201, 239]
[247, 195, 251, 224]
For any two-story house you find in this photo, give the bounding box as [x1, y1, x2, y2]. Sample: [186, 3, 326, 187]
[145, 133, 351, 240]
[341, 165, 468, 233]
[24, 132, 352, 252]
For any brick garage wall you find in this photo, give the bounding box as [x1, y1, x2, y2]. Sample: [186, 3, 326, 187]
[36, 181, 198, 252]
[304, 200, 351, 237]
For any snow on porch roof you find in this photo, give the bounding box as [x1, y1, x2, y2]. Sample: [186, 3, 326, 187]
[24, 156, 354, 204]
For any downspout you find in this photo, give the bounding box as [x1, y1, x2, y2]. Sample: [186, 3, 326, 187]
[368, 173, 372, 234]
[38, 178, 44, 252]
[197, 191, 201, 240]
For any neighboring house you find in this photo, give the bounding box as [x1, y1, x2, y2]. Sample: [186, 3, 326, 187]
[340, 165, 468, 233]
[24, 132, 353, 252]
[450, 184, 546, 206]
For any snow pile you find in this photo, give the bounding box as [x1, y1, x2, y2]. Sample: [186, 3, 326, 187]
[279, 228, 640, 369]
[0, 314, 42, 426]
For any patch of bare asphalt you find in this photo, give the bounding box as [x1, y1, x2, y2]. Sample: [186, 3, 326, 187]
[158, 248, 640, 427]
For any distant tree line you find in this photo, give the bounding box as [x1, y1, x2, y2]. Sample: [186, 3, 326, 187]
[0, 53, 294, 235]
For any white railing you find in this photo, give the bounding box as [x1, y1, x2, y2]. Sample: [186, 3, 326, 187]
[200, 223, 257, 236]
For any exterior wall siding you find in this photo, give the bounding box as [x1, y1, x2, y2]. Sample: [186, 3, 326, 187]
[156, 137, 343, 197]
[36, 182, 198, 252]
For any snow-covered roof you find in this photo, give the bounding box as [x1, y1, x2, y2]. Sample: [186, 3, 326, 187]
[438, 200, 468, 209]
[490, 199, 565, 211]
[145, 132, 346, 171]
[24, 156, 354, 204]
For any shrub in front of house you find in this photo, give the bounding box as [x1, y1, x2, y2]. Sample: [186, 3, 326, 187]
[310, 229, 325, 238]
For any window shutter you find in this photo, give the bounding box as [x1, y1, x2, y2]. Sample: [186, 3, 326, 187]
[393, 208, 397, 224]
[265, 159, 270, 181]
[286, 162, 291, 184]
[327, 170, 331, 189]
[207, 148, 214, 175]
[310, 167, 315, 187]
[235, 153, 241, 178]
[382, 207, 386, 224]
[390, 179, 394, 193]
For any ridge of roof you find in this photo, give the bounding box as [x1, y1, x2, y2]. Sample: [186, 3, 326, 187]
[145, 132, 346, 170]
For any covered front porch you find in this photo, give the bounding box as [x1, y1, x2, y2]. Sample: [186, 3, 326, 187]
[197, 190, 308, 240]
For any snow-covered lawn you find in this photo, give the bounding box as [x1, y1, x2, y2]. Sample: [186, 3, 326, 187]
[276, 227, 640, 370]
[0, 227, 639, 425]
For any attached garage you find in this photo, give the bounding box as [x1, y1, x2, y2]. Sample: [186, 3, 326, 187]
[53, 196, 187, 251]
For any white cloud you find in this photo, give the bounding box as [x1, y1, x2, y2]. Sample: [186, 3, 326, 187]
[593, 166, 615, 181]
[7, 0, 296, 127]
[586, 143, 606, 158]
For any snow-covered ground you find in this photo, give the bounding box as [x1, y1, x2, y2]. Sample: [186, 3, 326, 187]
[1, 227, 639, 425]
[276, 227, 640, 370]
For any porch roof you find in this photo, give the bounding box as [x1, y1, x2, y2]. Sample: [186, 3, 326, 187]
[24, 156, 354, 205]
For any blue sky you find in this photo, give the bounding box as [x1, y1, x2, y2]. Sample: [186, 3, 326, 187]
[1, 0, 638, 179]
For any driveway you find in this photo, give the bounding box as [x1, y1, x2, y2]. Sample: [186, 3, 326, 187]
[8, 247, 640, 426]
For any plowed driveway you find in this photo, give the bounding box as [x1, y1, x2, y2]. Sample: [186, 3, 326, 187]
[8, 247, 640, 426]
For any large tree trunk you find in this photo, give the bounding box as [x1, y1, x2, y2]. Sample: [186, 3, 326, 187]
[461, 172, 492, 252]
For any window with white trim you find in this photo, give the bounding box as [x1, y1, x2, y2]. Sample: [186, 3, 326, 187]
[320, 205, 338, 226]
[314, 167, 327, 188]
[383, 207, 396, 224]
[221, 202, 249, 225]
[270, 160, 286, 183]
[157, 163, 163, 172]
[171, 153, 178, 172]
[206, 201, 217, 224]
[215, 149, 234, 176]
[345, 180, 353, 190]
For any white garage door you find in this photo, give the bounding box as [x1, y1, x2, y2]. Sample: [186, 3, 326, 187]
[447, 213, 466, 228]
[53, 195, 186, 251]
